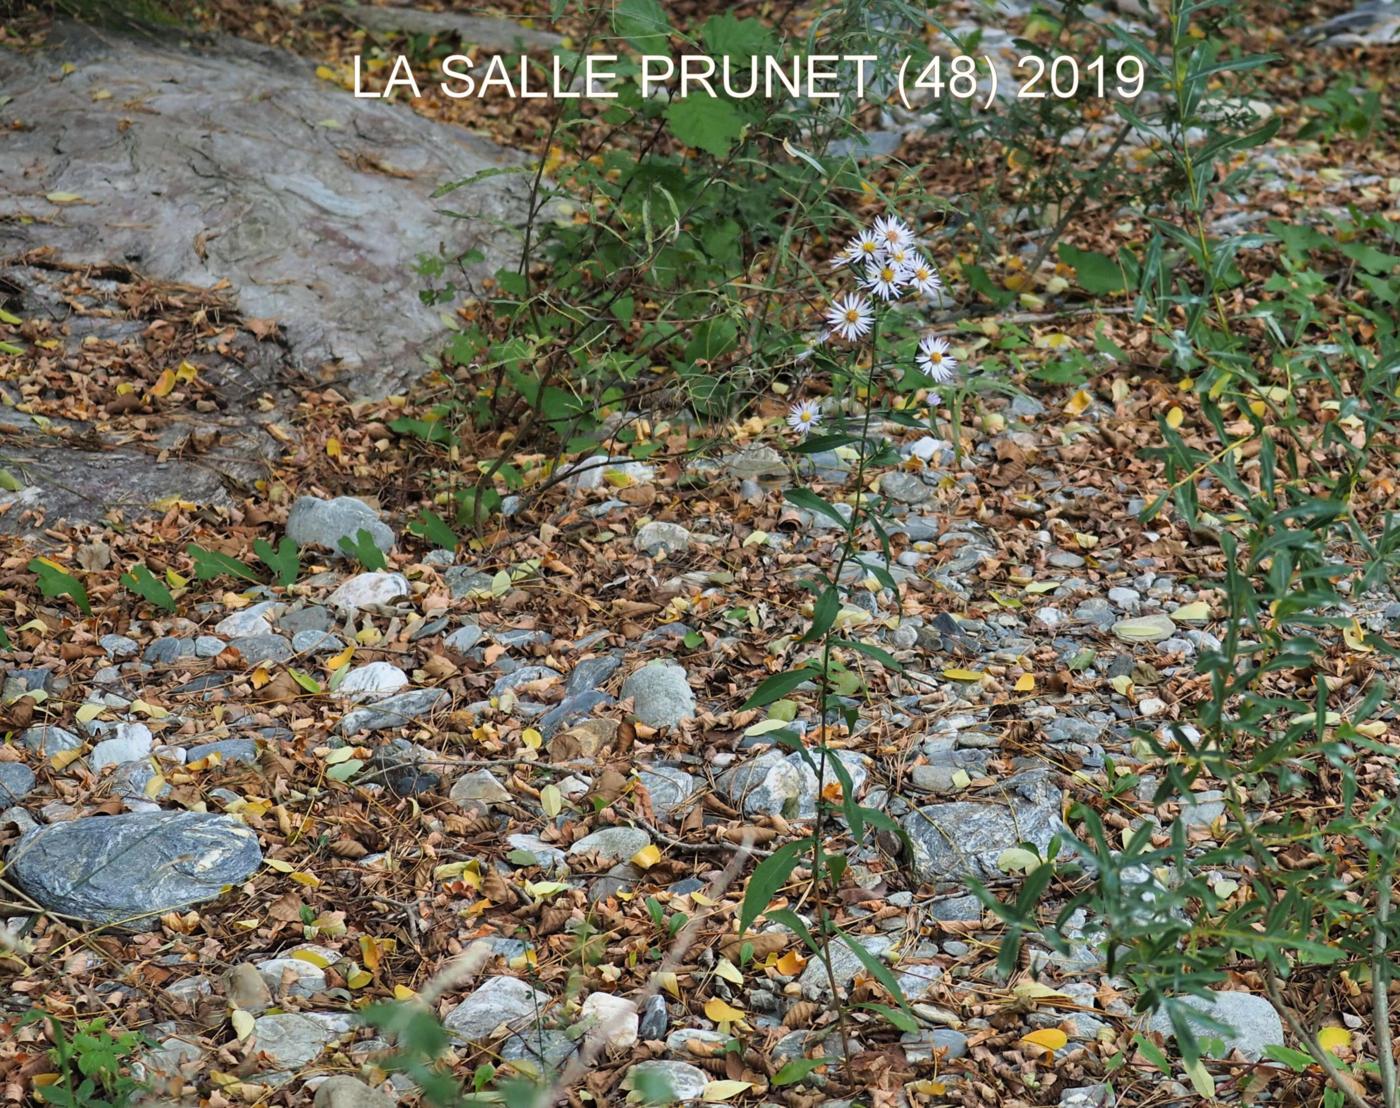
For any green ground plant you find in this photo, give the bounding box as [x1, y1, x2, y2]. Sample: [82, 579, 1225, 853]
[987, 3, 1400, 1105]
[19, 1011, 150, 1108]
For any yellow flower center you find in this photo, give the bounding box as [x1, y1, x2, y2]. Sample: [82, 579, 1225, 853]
[845, 309, 860, 323]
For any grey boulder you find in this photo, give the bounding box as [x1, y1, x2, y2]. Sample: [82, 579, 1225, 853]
[8, 811, 262, 925]
[287, 496, 395, 557]
[443, 976, 550, 1044]
[901, 768, 1064, 883]
[1147, 990, 1285, 1061]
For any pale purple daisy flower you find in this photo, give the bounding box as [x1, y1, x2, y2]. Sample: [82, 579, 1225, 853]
[786, 399, 823, 436]
[917, 334, 958, 383]
[863, 258, 905, 301]
[824, 293, 874, 341]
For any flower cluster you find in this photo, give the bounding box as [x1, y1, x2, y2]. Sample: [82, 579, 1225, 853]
[789, 215, 961, 436]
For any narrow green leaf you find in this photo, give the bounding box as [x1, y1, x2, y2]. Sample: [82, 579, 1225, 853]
[742, 666, 818, 709]
[739, 839, 812, 934]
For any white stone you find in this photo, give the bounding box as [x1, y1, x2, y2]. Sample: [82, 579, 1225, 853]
[327, 572, 409, 613]
[338, 662, 409, 702]
[215, 600, 284, 639]
[579, 992, 639, 1049]
[90, 723, 153, 771]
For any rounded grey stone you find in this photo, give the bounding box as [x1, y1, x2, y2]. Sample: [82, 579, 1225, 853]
[620, 661, 695, 729]
[286, 495, 395, 556]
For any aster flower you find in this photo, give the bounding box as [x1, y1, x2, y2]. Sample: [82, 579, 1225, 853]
[873, 214, 915, 254]
[833, 230, 883, 269]
[824, 292, 873, 342]
[903, 254, 943, 299]
[786, 399, 823, 436]
[917, 334, 958, 383]
[863, 258, 905, 301]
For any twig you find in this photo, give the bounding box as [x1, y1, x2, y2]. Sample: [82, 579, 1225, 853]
[1261, 969, 1372, 1108]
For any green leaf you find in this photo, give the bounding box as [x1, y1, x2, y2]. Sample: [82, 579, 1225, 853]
[739, 838, 812, 933]
[326, 758, 363, 782]
[665, 94, 745, 158]
[771, 1057, 828, 1086]
[790, 432, 860, 454]
[0, 625, 10, 650]
[833, 638, 905, 672]
[120, 563, 176, 613]
[338, 528, 388, 571]
[187, 544, 260, 584]
[799, 586, 840, 644]
[613, 0, 670, 51]
[837, 929, 911, 1014]
[29, 558, 91, 615]
[1058, 243, 1134, 294]
[288, 668, 323, 694]
[408, 508, 459, 552]
[742, 666, 817, 709]
[783, 487, 849, 530]
[253, 536, 301, 587]
[388, 416, 456, 447]
[857, 1002, 919, 1033]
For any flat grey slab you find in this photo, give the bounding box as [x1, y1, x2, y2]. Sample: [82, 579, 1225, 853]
[0, 21, 528, 393]
[8, 810, 262, 926]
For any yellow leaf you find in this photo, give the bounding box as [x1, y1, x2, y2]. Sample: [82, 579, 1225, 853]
[361, 934, 395, 971]
[950, 768, 972, 789]
[1074, 532, 1098, 549]
[701, 1080, 752, 1102]
[521, 727, 542, 750]
[632, 844, 662, 869]
[658, 972, 680, 999]
[230, 1009, 255, 1041]
[144, 773, 166, 799]
[289, 870, 320, 887]
[265, 858, 295, 873]
[942, 668, 984, 682]
[175, 360, 199, 383]
[326, 645, 355, 671]
[50, 748, 85, 771]
[45, 191, 82, 204]
[540, 784, 562, 818]
[393, 984, 418, 1000]
[346, 969, 373, 989]
[76, 702, 106, 723]
[250, 667, 271, 689]
[1064, 389, 1091, 415]
[1318, 1026, 1352, 1055]
[1172, 601, 1211, 623]
[1020, 1028, 1067, 1054]
[703, 998, 746, 1024]
[326, 437, 342, 458]
[714, 957, 744, 985]
[151, 369, 177, 399]
[291, 949, 330, 969]
[165, 567, 188, 589]
[1165, 405, 1184, 429]
[773, 949, 807, 975]
[1343, 621, 1373, 653]
[1014, 674, 1035, 692]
